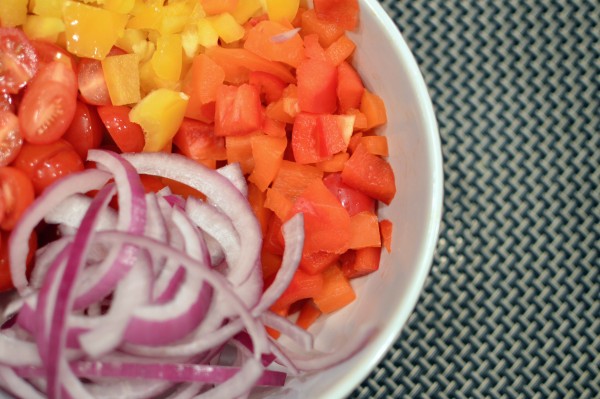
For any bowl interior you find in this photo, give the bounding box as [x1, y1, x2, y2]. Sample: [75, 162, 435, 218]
[255, 1, 443, 398]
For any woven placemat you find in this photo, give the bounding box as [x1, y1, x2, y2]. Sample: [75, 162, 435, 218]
[351, 0, 599, 398]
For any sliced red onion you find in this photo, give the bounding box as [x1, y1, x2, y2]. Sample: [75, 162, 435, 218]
[43, 194, 117, 232]
[9, 169, 111, 294]
[260, 312, 313, 351]
[216, 163, 247, 198]
[121, 153, 262, 286]
[270, 27, 302, 43]
[0, 366, 45, 399]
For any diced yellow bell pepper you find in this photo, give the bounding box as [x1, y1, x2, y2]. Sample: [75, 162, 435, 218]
[208, 13, 245, 44]
[159, 0, 195, 34]
[104, 0, 135, 14]
[115, 28, 147, 54]
[132, 39, 155, 63]
[129, 89, 189, 152]
[266, 0, 299, 23]
[151, 34, 183, 82]
[127, 2, 163, 30]
[231, 0, 262, 24]
[63, 1, 128, 60]
[0, 0, 28, 27]
[139, 60, 180, 97]
[102, 53, 141, 106]
[32, 0, 65, 19]
[22, 15, 65, 42]
[181, 23, 200, 58]
[197, 18, 219, 48]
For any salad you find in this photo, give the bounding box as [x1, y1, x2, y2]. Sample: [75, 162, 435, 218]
[0, 0, 397, 397]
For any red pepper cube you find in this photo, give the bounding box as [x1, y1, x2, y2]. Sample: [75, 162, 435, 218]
[296, 58, 338, 114]
[215, 83, 263, 136]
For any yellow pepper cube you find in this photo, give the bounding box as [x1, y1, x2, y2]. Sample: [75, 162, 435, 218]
[151, 34, 183, 82]
[22, 15, 65, 42]
[32, 0, 65, 19]
[181, 23, 200, 58]
[208, 13, 245, 44]
[266, 0, 299, 23]
[127, 3, 163, 31]
[115, 28, 147, 54]
[197, 18, 219, 48]
[0, 0, 27, 27]
[159, 1, 195, 34]
[63, 1, 128, 60]
[231, 0, 262, 24]
[104, 0, 135, 14]
[129, 89, 189, 152]
[102, 53, 141, 106]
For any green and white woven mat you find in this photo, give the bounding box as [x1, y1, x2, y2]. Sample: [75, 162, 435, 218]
[351, 0, 599, 397]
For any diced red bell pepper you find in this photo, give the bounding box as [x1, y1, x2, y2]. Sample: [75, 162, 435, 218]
[270, 269, 324, 312]
[340, 246, 381, 279]
[341, 143, 396, 205]
[296, 58, 337, 114]
[299, 251, 340, 275]
[322, 172, 375, 216]
[249, 71, 286, 104]
[288, 179, 351, 255]
[214, 83, 263, 136]
[337, 61, 364, 113]
[173, 118, 226, 162]
[292, 113, 351, 164]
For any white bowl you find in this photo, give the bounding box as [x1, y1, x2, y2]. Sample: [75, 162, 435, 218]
[257, 1, 444, 398]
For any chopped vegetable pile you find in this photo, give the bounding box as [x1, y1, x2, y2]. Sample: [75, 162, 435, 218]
[0, 0, 397, 397]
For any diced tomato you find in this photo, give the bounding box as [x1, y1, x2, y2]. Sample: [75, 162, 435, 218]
[0, 28, 38, 94]
[0, 230, 37, 292]
[0, 111, 22, 167]
[173, 118, 226, 162]
[97, 105, 145, 153]
[313, 0, 360, 31]
[0, 167, 35, 231]
[296, 58, 337, 114]
[323, 172, 375, 216]
[18, 61, 78, 145]
[77, 57, 111, 106]
[62, 101, 104, 159]
[12, 140, 84, 195]
[214, 84, 263, 136]
[0, 92, 16, 113]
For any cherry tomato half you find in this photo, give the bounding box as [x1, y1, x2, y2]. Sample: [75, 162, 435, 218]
[63, 101, 104, 159]
[97, 105, 145, 153]
[0, 28, 39, 94]
[77, 58, 111, 106]
[12, 139, 84, 195]
[0, 230, 37, 292]
[31, 40, 78, 72]
[0, 167, 35, 231]
[18, 61, 78, 145]
[0, 92, 15, 113]
[0, 110, 23, 167]
[323, 172, 375, 216]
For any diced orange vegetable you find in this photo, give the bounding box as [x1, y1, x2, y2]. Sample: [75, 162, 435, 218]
[360, 89, 387, 129]
[62, 1, 128, 60]
[341, 143, 396, 205]
[301, 8, 344, 47]
[379, 219, 393, 253]
[360, 135, 388, 156]
[289, 179, 351, 254]
[348, 211, 381, 249]
[248, 135, 287, 191]
[313, 263, 356, 313]
[337, 61, 364, 113]
[264, 188, 293, 221]
[316, 151, 349, 172]
[225, 135, 255, 174]
[102, 53, 141, 106]
[303, 33, 327, 61]
[313, 0, 359, 31]
[347, 131, 362, 153]
[263, 214, 285, 255]
[299, 251, 340, 275]
[295, 301, 322, 330]
[265, 99, 295, 124]
[187, 54, 225, 105]
[325, 34, 355, 66]
[271, 160, 323, 201]
[244, 20, 305, 67]
[215, 83, 263, 136]
[261, 117, 287, 137]
[340, 247, 381, 279]
[265, 306, 288, 339]
[206, 46, 296, 84]
[346, 108, 368, 131]
[271, 269, 324, 312]
[247, 182, 270, 236]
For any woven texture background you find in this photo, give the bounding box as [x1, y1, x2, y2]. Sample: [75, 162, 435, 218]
[351, 0, 600, 398]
